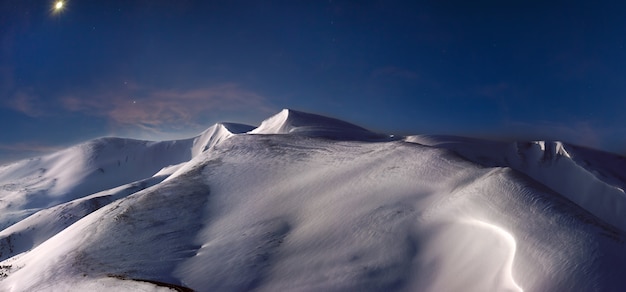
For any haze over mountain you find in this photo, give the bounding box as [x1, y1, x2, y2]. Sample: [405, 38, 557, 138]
[0, 109, 625, 291]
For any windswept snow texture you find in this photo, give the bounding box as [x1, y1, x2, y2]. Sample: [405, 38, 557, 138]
[1, 109, 626, 292]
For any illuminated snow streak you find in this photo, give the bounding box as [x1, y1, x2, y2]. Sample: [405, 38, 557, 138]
[466, 219, 523, 292]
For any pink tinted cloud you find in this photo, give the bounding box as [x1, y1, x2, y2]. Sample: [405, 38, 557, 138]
[61, 83, 272, 129]
[4, 90, 45, 117]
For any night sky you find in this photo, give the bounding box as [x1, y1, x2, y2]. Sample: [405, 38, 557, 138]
[2, 0, 626, 163]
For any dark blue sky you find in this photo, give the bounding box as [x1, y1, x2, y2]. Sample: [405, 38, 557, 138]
[2, 0, 626, 163]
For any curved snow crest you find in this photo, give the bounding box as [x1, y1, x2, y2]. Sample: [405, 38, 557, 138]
[416, 218, 524, 292]
[250, 109, 391, 141]
[406, 135, 626, 231]
[465, 219, 523, 292]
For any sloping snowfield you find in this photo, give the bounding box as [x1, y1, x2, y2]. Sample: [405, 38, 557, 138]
[0, 109, 625, 291]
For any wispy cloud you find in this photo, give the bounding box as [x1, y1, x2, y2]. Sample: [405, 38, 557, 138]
[4, 90, 46, 117]
[61, 83, 273, 132]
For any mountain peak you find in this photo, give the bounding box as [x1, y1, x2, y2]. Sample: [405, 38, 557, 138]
[191, 122, 254, 157]
[249, 108, 389, 140]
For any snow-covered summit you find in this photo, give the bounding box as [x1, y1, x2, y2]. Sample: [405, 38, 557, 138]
[249, 109, 389, 140]
[191, 122, 254, 157]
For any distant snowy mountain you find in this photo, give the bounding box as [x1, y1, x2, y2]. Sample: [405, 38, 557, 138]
[1, 109, 625, 291]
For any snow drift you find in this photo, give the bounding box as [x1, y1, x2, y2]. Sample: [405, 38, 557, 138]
[0, 109, 625, 291]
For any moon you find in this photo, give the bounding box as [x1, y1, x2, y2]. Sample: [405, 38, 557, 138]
[54, 1, 64, 11]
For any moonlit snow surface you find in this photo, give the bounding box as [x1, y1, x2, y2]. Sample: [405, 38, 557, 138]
[1, 109, 625, 291]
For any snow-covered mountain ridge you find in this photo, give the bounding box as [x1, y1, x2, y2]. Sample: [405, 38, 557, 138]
[0, 109, 625, 291]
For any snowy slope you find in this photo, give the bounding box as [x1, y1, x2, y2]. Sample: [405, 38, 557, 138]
[1, 109, 625, 291]
[0, 137, 191, 230]
[0, 174, 167, 262]
[0, 122, 252, 231]
[406, 135, 626, 231]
